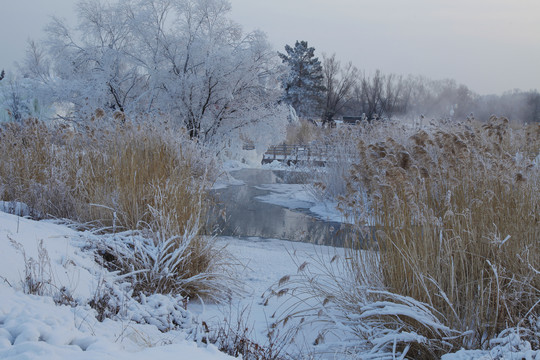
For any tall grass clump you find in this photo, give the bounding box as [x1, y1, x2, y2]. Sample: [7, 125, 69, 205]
[284, 122, 365, 205]
[284, 119, 320, 145]
[0, 115, 232, 299]
[271, 117, 539, 358]
[345, 117, 539, 355]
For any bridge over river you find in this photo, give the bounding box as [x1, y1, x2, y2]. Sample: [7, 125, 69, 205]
[260, 144, 343, 166]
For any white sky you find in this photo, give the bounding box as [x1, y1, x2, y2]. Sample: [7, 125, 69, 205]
[1, 0, 539, 95]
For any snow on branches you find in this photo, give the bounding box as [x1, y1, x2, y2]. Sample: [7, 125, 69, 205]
[17, 0, 288, 151]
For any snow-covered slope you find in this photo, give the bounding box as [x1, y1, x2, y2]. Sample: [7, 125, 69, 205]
[0, 211, 234, 360]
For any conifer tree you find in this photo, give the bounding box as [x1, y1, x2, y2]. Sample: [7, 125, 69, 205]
[279, 41, 325, 118]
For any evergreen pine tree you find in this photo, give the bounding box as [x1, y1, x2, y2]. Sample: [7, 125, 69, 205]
[279, 41, 325, 118]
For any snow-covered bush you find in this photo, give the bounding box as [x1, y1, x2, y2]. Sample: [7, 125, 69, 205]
[87, 228, 237, 301]
[125, 293, 196, 332]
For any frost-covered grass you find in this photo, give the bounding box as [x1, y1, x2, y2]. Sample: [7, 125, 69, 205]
[0, 116, 230, 299]
[87, 229, 237, 303]
[0, 117, 216, 230]
[271, 117, 540, 358]
[344, 117, 539, 351]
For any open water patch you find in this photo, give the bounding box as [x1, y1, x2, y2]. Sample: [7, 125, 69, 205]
[210, 169, 358, 246]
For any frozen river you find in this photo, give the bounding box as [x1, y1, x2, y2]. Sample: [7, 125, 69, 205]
[211, 168, 356, 246]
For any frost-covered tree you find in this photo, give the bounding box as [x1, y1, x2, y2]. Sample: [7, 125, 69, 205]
[321, 53, 358, 125]
[347, 70, 409, 121]
[278, 40, 325, 118]
[39, 0, 149, 118]
[18, 0, 288, 151]
[144, 0, 286, 146]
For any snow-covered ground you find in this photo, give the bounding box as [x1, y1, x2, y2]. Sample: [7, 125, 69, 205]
[1, 172, 538, 359]
[0, 211, 233, 360]
[0, 286, 231, 360]
[199, 236, 342, 355]
[0, 207, 341, 359]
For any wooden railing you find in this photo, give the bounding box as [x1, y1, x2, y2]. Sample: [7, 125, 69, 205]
[261, 144, 330, 165]
[243, 142, 357, 165]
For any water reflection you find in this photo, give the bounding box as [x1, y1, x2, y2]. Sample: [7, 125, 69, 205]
[210, 169, 357, 247]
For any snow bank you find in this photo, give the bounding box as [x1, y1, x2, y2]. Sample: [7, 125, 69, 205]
[0, 211, 235, 360]
[0, 287, 231, 360]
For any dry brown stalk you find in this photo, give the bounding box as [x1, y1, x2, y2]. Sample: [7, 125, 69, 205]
[342, 116, 539, 353]
[0, 116, 225, 298]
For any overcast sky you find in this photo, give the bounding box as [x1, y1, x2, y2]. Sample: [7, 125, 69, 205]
[1, 0, 538, 95]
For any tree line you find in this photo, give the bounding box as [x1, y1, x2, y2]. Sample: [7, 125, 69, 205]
[1, 1, 538, 154]
[279, 41, 540, 124]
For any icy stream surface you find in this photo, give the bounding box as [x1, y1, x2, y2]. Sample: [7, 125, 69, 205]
[212, 168, 355, 246]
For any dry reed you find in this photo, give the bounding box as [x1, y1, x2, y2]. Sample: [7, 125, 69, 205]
[342, 116, 540, 355]
[0, 116, 228, 298]
[270, 117, 539, 358]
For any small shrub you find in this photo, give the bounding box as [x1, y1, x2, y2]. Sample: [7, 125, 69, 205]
[88, 229, 236, 301]
[9, 237, 53, 296]
[88, 277, 123, 322]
